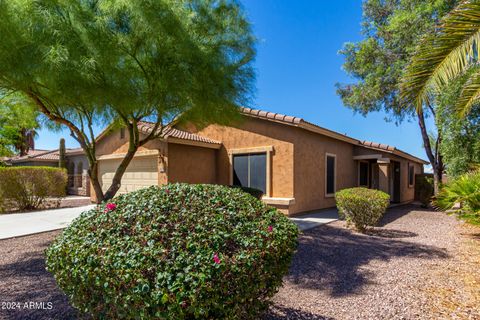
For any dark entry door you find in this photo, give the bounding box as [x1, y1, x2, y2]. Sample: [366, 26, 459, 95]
[392, 161, 401, 203]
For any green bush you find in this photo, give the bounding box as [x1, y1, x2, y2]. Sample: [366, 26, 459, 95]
[0, 166, 67, 211]
[46, 184, 298, 319]
[230, 185, 264, 199]
[415, 174, 434, 207]
[335, 187, 390, 232]
[434, 171, 480, 213]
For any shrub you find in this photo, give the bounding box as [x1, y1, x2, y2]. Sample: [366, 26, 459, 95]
[434, 171, 480, 213]
[46, 184, 298, 319]
[335, 187, 390, 232]
[0, 166, 67, 211]
[415, 174, 434, 207]
[230, 185, 264, 199]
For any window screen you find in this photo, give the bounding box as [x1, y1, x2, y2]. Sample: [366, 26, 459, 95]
[233, 153, 267, 194]
[359, 162, 369, 186]
[326, 155, 335, 195]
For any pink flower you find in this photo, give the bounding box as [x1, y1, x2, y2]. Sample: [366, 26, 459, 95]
[268, 225, 273, 233]
[213, 253, 221, 264]
[104, 203, 117, 212]
[165, 189, 170, 194]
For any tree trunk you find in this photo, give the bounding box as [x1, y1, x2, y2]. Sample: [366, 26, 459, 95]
[417, 109, 443, 194]
[102, 148, 138, 201]
[88, 162, 105, 204]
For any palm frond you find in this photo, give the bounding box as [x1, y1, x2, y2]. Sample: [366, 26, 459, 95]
[400, 1, 480, 111]
[455, 67, 480, 115]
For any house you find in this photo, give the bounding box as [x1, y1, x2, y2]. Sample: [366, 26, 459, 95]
[94, 107, 427, 215]
[5, 148, 90, 197]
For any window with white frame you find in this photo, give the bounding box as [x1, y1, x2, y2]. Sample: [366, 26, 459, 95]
[325, 153, 336, 196]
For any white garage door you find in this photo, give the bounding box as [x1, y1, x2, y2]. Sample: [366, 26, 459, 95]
[98, 156, 158, 194]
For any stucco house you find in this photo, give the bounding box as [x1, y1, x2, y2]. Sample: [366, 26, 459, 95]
[93, 107, 427, 215]
[5, 148, 90, 197]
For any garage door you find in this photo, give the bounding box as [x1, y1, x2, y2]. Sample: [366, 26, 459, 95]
[98, 156, 158, 194]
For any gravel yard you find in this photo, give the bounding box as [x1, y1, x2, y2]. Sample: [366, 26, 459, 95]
[264, 205, 480, 320]
[0, 205, 478, 319]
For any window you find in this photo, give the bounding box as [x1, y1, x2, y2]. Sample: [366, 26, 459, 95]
[120, 128, 125, 139]
[408, 164, 415, 187]
[233, 153, 267, 194]
[359, 162, 369, 187]
[325, 153, 336, 196]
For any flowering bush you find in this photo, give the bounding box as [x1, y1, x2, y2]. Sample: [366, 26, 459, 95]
[46, 184, 298, 319]
[335, 187, 390, 232]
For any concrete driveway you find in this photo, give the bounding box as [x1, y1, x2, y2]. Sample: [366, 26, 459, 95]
[0, 205, 95, 240]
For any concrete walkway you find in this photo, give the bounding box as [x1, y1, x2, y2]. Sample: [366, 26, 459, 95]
[0, 205, 95, 240]
[290, 208, 339, 231]
[0, 203, 337, 239]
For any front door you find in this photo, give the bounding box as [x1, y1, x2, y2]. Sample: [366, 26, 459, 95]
[392, 161, 401, 203]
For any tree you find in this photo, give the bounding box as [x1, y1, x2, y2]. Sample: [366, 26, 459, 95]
[336, 0, 458, 193]
[0, 95, 39, 156]
[400, 1, 480, 117]
[435, 70, 480, 177]
[0, 0, 255, 202]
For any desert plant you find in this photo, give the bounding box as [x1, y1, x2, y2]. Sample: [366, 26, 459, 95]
[0, 166, 67, 210]
[335, 187, 390, 232]
[58, 138, 66, 169]
[415, 174, 434, 207]
[46, 184, 298, 319]
[434, 171, 480, 213]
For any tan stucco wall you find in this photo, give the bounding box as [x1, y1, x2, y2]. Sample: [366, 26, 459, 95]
[289, 128, 357, 213]
[397, 157, 423, 203]
[194, 117, 359, 214]
[194, 117, 296, 199]
[95, 128, 166, 157]
[167, 143, 217, 184]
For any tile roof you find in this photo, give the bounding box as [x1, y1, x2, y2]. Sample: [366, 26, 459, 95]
[360, 141, 396, 152]
[241, 107, 302, 124]
[6, 148, 85, 163]
[240, 107, 428, 164]
[138, 122, 221, 145]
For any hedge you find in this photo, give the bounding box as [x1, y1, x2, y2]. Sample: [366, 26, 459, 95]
[414, 174, 434, 207]
[0, 166, 67, 211]
[46, 184, 299, 319]
[335, 187, 390, 232]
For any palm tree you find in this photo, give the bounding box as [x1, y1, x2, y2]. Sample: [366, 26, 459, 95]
[400, 1, 480, 117]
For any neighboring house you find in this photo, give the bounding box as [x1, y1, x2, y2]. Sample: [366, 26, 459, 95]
[94, 107, 427, 215]
[5, 148, 90, 197]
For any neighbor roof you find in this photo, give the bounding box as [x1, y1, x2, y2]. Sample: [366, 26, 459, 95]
[240, 107, 429, 164]
[6, 148, 85, 164]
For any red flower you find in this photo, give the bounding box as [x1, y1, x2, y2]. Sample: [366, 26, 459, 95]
[165, 189, 170, 194]
[104, 203, 117, 212]
[213, 253, 221, 264]
[268, 225, 273, 233]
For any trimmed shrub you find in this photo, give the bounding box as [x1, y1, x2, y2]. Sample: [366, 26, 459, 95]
[415, 174, 434, 207]
[335, 187, 390, 232]
[230, 185, 264, 199]
[434, 171, 480, 213]
[46, 184, 298, 319]
[0, 166, 67, 211]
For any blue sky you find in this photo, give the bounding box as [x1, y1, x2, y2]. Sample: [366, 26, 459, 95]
[36, 0, 430, 162]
